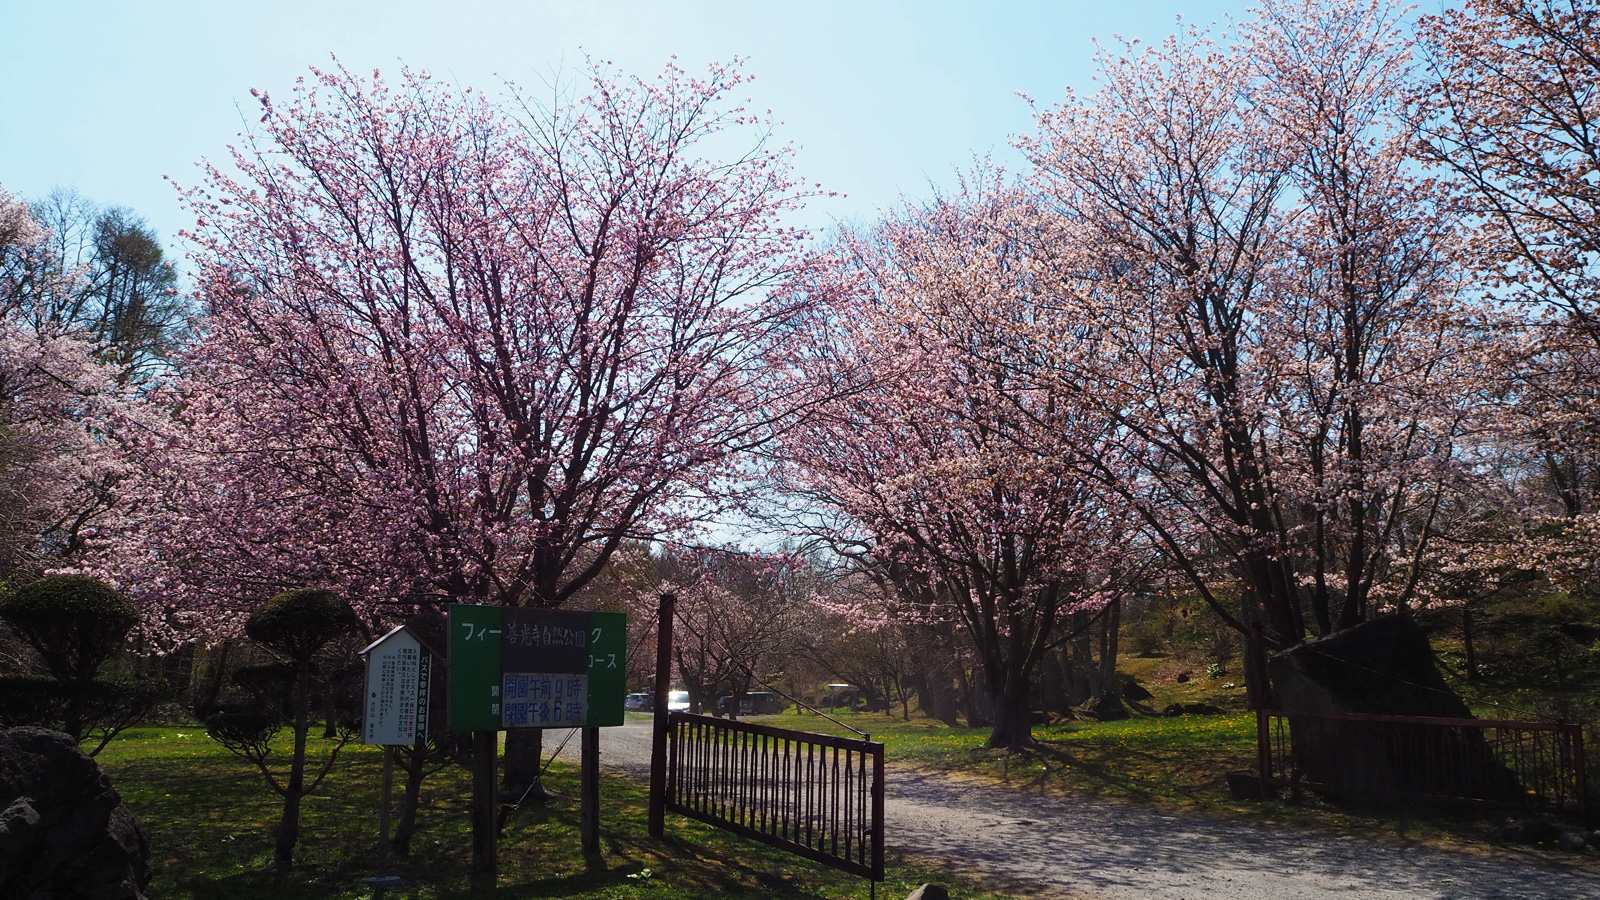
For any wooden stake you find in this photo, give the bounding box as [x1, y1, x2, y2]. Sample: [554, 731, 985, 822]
[648, 592, 676, 837]
[581, 726, 600, 853]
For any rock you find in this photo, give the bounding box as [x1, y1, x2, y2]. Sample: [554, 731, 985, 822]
[0, 727, 151, 899]
[1559, 830, 1588, 852]
[1080, 692, 1130, 721]
[1120, 677, 1154, 702]
[1268, 617, 1520, 802]
[1492, 817, 1565, 846]
[1270, 617, 1471, 717]
[1162, 702, 1223, 717]
[905, 885, 950, 900]
[1175, 671, 1191, 683]
[1225, 770, 1264, 800]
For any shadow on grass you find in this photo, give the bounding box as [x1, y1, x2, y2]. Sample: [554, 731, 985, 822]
[98, 728, 980, 900]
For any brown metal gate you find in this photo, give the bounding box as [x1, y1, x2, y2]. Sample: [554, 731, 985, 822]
[663, 711, 885, 881]
[1258, 708, 1589, 817]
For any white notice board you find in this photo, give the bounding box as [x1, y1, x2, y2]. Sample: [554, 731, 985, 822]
[361, 626, 430, 746]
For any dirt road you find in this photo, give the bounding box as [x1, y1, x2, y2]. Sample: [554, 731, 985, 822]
[554, 719, 1600, 900]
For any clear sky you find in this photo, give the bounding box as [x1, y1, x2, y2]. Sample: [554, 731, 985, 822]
[1, 0, 1248, 273]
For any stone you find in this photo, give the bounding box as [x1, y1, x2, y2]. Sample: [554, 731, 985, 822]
[1079, 692, 1130, 721]
[1491, 817, 1564, 846]
[1175, 671, 1191, 683]
[1225, 770, 1264, 800]
[905, 885, 950, 900]
[1162, 702, 1223, 717]
[1559, 830, 1588, 852]
[1268, 617, 1520, 803]
[1120, 677, 1154, 702]
[1269, 616, 1471, 717]
[0, 727, 151, 899]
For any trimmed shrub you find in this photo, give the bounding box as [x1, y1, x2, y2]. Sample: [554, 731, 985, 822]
[0, 575, 139, 681]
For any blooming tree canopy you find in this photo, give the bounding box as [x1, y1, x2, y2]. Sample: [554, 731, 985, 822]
[1018, 0, 1498, 649]
[120, 60, 824, 642]
[779, 172, 1142, 747]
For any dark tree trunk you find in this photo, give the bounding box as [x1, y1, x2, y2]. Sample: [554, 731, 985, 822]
[274, 660, 312, 868]
[984, 670, 1035, 750]
[503, 729, 546, 802]
[391, 737, 428, 856]
[1038, 649, 1070, 715]
[1098, 598, 1121, 695]
[322, 682, 337, 739]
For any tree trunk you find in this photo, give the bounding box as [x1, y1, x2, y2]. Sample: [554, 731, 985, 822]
[1038, 649, 1070, 715]
[502, 729, 546, 802]
[958, 664, 990, 727]
[322, 680, 337, 739]
[274, 660, 312, 868]
[391, 737, 428, 856]
[1098, 598, 1121, 695]
[984, 669, 1035, 750]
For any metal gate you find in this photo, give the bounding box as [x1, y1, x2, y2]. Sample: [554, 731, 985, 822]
[1258, 708, 1589, 816]
[664, 711, 885, 881]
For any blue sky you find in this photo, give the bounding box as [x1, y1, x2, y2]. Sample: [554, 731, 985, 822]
[2, 1, 1247, 272]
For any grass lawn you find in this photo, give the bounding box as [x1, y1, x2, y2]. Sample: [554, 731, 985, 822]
[96, 726, 1012, 900]
[778, 699, 1528, 849]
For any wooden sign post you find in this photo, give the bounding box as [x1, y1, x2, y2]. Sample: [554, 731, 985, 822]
[359, 625, 432, 888]
[447, 605, 626, 877]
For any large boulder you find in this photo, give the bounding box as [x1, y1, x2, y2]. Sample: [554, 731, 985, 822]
[1268, 616, 1519, 802]
[1269, 615, 1470, 717]
[0, 727, 150, 899]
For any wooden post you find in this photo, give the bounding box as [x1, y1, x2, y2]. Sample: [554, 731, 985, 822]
[362, 745, 404, 888]
[471, 730, 498, 883]
[581, 726, 600, 853]
[648, 592, 676, 837]
[378, 745, 394, 875]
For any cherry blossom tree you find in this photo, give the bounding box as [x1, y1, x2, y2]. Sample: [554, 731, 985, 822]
[656, 546, 814, 717]
[0, 188, 131, 580]
[778, 173, 1141, 748]
[111, 59, 823, 877]
[122, 58, 821, 637]
[1020, 0, 1497, 653]
[1417, 0, 1600, 594]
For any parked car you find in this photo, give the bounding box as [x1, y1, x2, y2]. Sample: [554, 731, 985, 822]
[741, 692, 786, 715]
[623, 692, 652, 712]
[667, 690, 691, 712]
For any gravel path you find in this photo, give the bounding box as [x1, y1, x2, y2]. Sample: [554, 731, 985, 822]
[552, 719, 1600, 900]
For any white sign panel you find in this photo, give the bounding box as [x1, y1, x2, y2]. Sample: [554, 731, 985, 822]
[362, 627, 428, 746]
[502, 672, 588, 728]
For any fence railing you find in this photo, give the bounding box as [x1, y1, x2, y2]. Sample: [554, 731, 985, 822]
[1258, 709, 1588, 817]
[665, 711, 885, 881]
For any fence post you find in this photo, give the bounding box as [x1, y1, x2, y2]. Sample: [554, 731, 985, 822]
[1257, 708, 1272, 799]
[871, 739, 885, 881]
[648, 592, 676, 837]
[1573, 725, 1588, 822]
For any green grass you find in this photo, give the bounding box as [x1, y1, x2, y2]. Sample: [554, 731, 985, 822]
[773, 707, 1524, 849]
[96, 726, 1012, 900]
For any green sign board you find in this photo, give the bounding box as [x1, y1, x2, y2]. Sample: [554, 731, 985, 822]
[448, 604, 625, 731]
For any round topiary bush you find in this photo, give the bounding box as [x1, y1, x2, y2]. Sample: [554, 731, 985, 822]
[0, 575, 140, 681]
[245, 588, 362, 662]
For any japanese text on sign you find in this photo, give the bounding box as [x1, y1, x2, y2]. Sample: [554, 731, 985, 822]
[502, 673, 588, 727]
